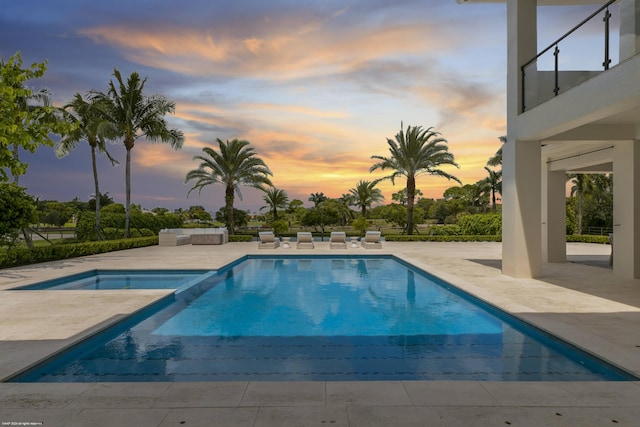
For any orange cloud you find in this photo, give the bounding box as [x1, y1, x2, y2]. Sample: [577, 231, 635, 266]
[76, 10, 506, 209]
[78, 19, 454, 81]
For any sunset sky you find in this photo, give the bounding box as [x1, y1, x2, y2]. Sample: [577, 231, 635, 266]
[1, 1, 599, 213]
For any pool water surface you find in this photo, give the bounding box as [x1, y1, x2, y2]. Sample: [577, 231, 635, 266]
[11, 255, 637, 382]
[12, 270, 212, 291]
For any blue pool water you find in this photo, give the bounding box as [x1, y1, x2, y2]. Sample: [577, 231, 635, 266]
[13, 270, 212, 291]
[11, 256, 636, 382]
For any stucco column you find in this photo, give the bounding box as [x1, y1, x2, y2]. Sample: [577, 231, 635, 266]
[612, 141, 640, 278]
[542, 166, 567, 263]
[507, 0, 536, 117]
[503, 140, 542, 278]
[620, 0, 640, 61]
[503, 0, 541, 278]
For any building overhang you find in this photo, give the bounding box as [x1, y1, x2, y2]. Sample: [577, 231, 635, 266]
[457, 1, 610, 5]
[515, 52, 640, 141]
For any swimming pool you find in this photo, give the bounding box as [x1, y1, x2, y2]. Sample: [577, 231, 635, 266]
[10, 255, 637, 382]
[12, 269, 213, 291]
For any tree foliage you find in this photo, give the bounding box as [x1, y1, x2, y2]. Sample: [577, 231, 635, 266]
[58, 93, 118, 240]
[308, 192, 327, 208]
[92, 69, 184, 238]
[213, 206, 249, 229]
[186, 138, 272, 233]
[301, 202, 340, 235]
[1, 52, 73, 181]
[370, 124, 460, 234]
[0, 183, 37, 247]
[349, 180, 384, 217]
[261, 187, 289, 221]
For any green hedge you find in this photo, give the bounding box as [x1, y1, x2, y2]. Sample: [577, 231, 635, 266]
[386, 234, 610, 244]
[457, 213, 502, 235]
[103, 227, 155, 239]
[0, 236, 158, 269]
[567, 235, 610, 244]
[384, 234, 502, 242]
[229, 234, 253, 242]
[76, 212, 182, 241]
[428, 225, 462, 236]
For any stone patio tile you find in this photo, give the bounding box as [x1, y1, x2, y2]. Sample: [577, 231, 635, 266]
[559, 381, 640, 406]
[0, 407, 80, 427]
[64, 408, 170, 427]
[255, 406, 349, 427]
[240, 382, 325, 407]
[481, 381, 580, 406]
[0, 383, 18, 394]
[67, 382, 172, 409]
[403, 381, 498, 406]
[434, 406, 535, 427]
[0, 383, 92, 408]
[522, 406, 640, 427]
[326, 381, 411, 406]
[159, 407, 258, 427]
[154, 382, 248, 408]
[347, 405, 445, 427]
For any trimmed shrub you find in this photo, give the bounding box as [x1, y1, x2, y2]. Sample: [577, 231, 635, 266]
[229, 234, 253, 242]
[567, 235, 610, 244]
[384, 234, 502, 242]
[270, 219, 288, 235]
[428, 225, 462, 236]
[351, 217, 370, 235]
[0, 236, 158, 269]
[77, 212, 182, 241]
[457, 213, 502, 235]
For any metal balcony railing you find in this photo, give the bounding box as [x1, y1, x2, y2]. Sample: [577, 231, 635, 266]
[521, 0, 618, 112]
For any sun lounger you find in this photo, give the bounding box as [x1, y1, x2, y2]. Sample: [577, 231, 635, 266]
[361, 231, 382, 249]
[258, 231, 280, 249]
[329, 231, 347, 249]
[296, 232, 314, 249]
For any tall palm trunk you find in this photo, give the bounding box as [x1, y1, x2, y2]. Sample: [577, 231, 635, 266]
[90, 141, 104, 240]
[406, 175, 416, 235]
[577, 190, 583, 235]
[125, 147, 132, 238]
[492, 189, 497, 213]
[225, 185, 235, 234]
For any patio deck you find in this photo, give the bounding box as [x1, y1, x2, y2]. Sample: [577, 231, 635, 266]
[1, 241, 639, 426]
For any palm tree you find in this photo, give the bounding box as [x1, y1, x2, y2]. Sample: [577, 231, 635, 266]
[57, 94, 118, 240]
[261, 187, 289, 221]
[487, 135, 505, 167]
[370, 124, 460, 234]
[92, 69, 184, 238]
[308, 192, 327, 208]
[349, 179, 384, 217]
[185, 138, 273, 233]
[391, 187, 423, 206]
[480, 166, 502, 212]
[568, 173, 594, 235]
[335, 195, 355, 226]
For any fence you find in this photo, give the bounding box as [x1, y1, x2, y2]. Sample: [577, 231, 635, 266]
[30, 227, 77, 240]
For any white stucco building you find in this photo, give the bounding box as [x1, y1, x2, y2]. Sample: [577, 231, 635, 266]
[459, 0, 640, 279]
